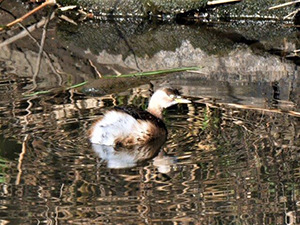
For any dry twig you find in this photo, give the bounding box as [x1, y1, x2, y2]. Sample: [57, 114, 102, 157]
[31, 10, 54, 91]
[283, 8, 300, 19]
[0, 0, 57, 31]
[269, 0, 300, 10]
[207, 0, 241, 6]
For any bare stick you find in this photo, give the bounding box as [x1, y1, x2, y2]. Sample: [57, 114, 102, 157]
[0, 0, 56, 31]
[0, 16, 49, 48]
[31, 9, 53, 91]
[59, 14, 77, 25]
[0, 14, 63, 85]
[33, 19, 63, 86]
[27, 15, 63, 86]
[207, 0, 241, 6]
[269, 0, 300, 10]
[89, 59, 102, 78]
[284, 8, 300, 19]
[207, 102, 300, 117]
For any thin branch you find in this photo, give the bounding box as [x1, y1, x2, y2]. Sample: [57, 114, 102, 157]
[0, 0, 56, 31]
[0, 6, 17, 20]
[269, 0, 300, 10]
[0, 16, 49, 48]
[17, 22, 63, 85]
[89, 59, 102, 78]
[31, 9, 53, 91]
[114, 22, 142, 71]
[59, 14, 77, 25]
[207, 102, 300, 117]
[0, 13, 63, 86]
[207, 0, 241, 6]
[283, 8, 300, 19]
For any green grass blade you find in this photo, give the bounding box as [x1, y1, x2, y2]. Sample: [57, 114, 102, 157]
[23, 90, 52, 97]
[65, 81, 88, 90]
[106, 67, 201, 78]
[23, 81, 89, 97]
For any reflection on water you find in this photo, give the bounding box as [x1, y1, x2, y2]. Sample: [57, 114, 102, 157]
[93, 144, 176, 172]
[0, 80, 299, 224]
[92, 139, 167, 169]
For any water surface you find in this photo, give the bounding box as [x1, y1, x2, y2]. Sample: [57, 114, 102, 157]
[0, 2, 300, 223]
[0, 80, 299, 224]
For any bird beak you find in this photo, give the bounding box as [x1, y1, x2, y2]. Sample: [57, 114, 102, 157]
[174, 97, 191, 104]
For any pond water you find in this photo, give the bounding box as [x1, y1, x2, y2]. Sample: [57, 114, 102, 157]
[1, 1, 300, 224]
[0, 74, 300, 224]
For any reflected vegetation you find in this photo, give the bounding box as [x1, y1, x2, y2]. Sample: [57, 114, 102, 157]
[0, 79, 299, 224]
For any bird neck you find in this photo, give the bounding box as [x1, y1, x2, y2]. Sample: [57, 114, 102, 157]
[147, 98, 163, 119]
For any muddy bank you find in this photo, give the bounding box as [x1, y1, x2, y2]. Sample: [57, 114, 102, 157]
[57, 20, 300, 110]
[58, 20, 299, 73]
[1, 1, 300, 111]
[58, 17, 299, 58]
[56, 19, 300, 110]
[1, 16, 299, 100]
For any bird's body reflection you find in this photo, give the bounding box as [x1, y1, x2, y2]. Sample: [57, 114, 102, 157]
[92, 134, 166, 169]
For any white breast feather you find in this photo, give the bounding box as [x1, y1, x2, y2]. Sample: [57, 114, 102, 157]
[90, 111, 141, 145]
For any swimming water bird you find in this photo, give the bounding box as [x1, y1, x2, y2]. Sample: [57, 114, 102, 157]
[88, 87, 191, 146]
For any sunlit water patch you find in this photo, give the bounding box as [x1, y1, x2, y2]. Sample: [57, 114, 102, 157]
[0, 84, 299, 224]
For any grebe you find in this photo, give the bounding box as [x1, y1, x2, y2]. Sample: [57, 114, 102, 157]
[88, 87, 191, 146]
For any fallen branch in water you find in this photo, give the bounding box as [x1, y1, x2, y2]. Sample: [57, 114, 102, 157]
[205, 102, 300, 118]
